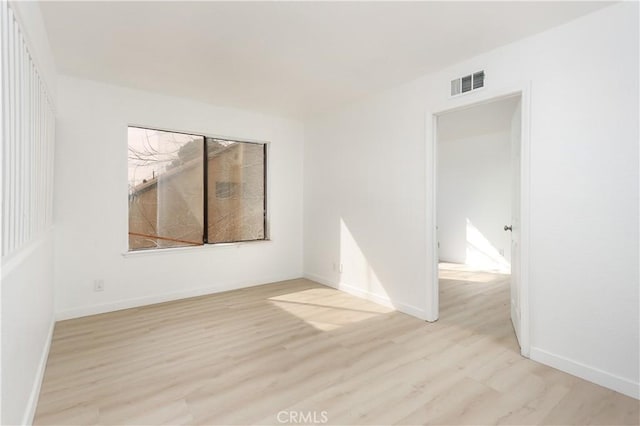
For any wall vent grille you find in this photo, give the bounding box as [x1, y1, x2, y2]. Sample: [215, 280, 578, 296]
[451, 71, 485, 96]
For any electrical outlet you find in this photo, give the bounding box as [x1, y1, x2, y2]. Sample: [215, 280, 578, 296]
[339, 264, 344, 273]
[332, 262, 336, 272]
[94, 279, 104, 292]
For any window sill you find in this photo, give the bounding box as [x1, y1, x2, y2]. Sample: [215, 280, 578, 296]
[121, 239, 272, 258]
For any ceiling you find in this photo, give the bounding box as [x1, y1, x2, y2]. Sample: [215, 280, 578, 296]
[40, 1, 610, 119]
[438, 96, 520, 141]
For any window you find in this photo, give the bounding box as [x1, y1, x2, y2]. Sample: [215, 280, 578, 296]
[215, 182, 242, 199]
[128, 127, 267, 251]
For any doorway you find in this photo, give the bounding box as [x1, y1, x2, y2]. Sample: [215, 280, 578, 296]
[426, 88, 530, 357]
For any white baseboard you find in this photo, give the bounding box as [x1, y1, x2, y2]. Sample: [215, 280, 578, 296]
[50, 271, 640, 403]
[303, 272, 427, 320]
[56, 274, 302, 321]
[22, 316, 55, 425]
[530, 347, 640, 400]
[305, 273, 639, 400]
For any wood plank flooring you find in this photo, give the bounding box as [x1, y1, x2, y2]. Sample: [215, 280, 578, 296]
[34, 270, 639, 425]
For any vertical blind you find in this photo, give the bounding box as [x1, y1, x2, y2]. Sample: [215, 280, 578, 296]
[1, 0, 55, 258]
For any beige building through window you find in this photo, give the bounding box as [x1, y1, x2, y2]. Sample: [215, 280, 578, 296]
[128, 127, 266, 251]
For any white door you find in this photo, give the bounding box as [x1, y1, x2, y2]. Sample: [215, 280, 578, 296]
[509, 99, 522, 346]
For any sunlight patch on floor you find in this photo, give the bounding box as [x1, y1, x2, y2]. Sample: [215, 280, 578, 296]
[268, 288, 392, 331]
[439, 262, 510, 283]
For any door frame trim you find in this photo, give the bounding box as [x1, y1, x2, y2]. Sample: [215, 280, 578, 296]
[425, 82, 532, 358]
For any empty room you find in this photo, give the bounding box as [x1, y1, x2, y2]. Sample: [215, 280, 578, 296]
[436, 96, 523, 344]
[1, 1, 638, 425]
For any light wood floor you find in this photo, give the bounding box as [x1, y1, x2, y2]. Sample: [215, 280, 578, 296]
[35, 271, 639, 425]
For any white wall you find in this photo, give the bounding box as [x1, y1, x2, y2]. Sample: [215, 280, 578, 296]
[54, 76, 304, 319]
[1, 1, 58, 424]
[303, 2, 639, 398]
[437, 130, 511, 268]
[1, 233, 55, 426]
[437, 98, 516, 270]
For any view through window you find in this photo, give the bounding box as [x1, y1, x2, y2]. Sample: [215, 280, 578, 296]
[128, 127, 266, 251]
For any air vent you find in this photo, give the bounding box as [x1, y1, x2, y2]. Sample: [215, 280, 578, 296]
[451, 70, 485, 96]
[472, 71, 485, 89]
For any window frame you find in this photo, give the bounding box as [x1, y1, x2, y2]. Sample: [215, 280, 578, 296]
[126, 125, 270, 254]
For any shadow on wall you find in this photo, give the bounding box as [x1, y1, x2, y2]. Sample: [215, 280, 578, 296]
[464, 218, 510, 273]
[338, 218, 391, 302]
[316, 186, 509, 316]
[329, 213, 425, 315]
[437, 217, 510, 273]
